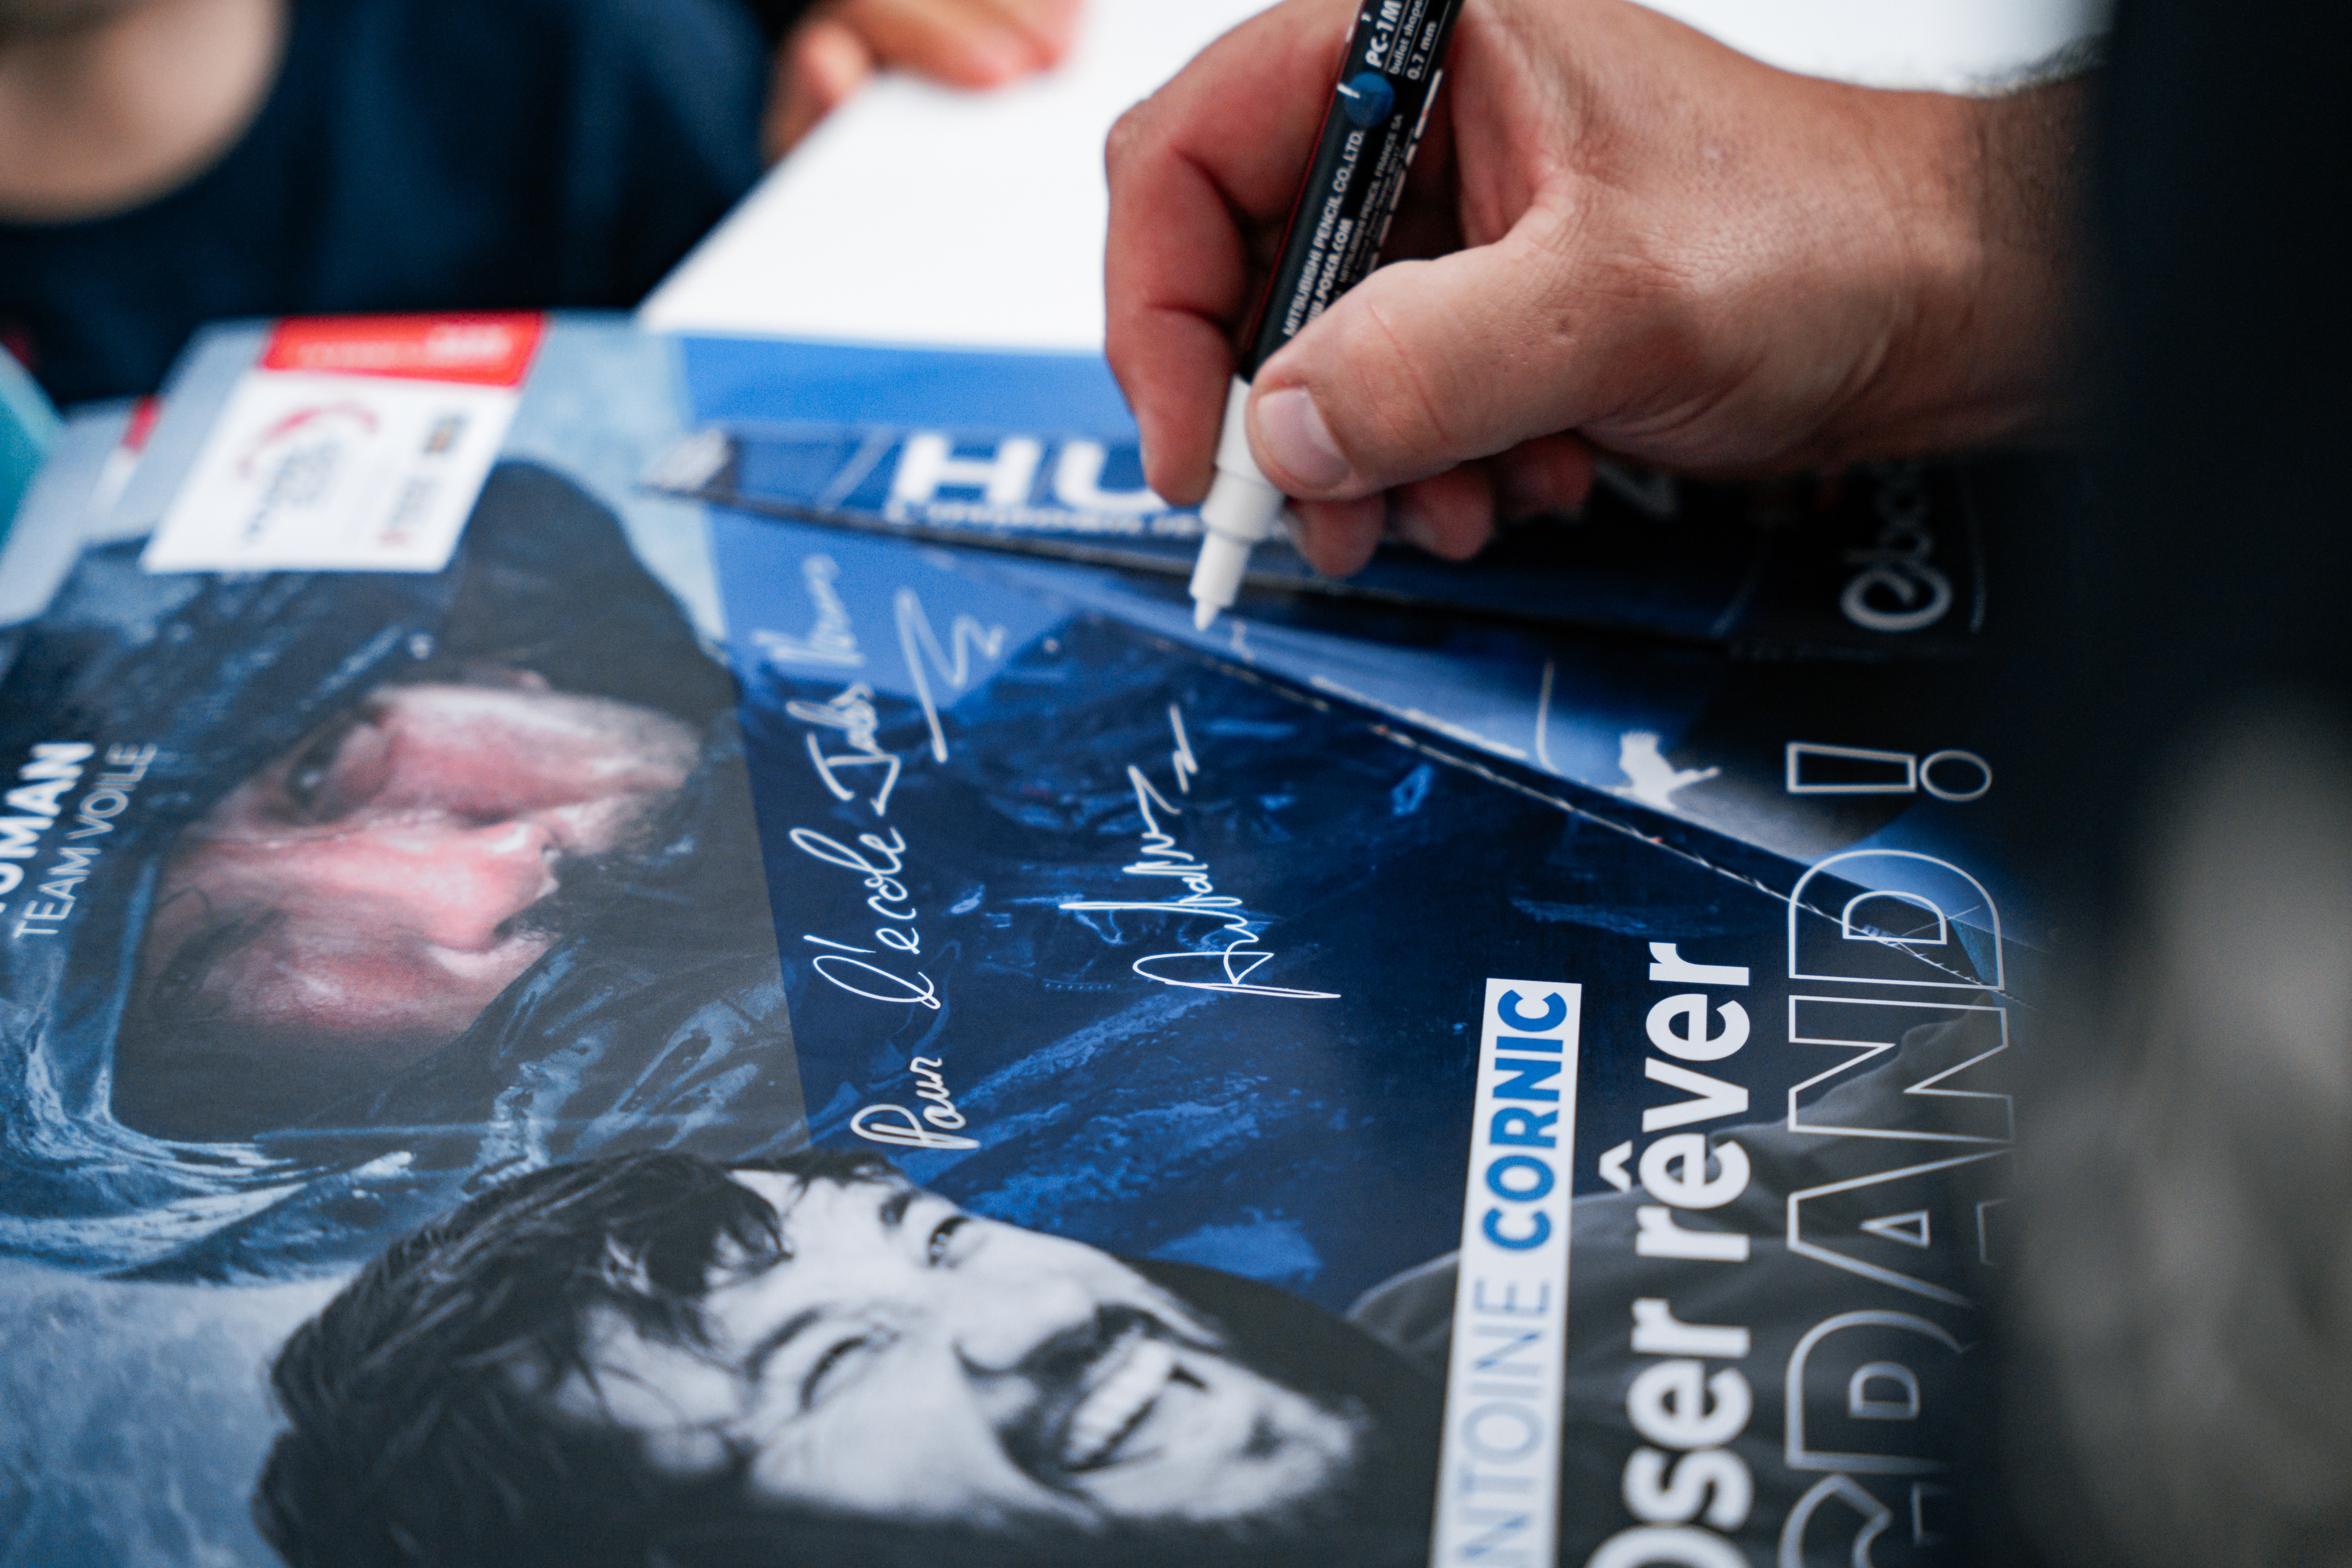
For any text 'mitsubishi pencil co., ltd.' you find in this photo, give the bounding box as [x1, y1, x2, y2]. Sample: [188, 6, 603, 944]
[1186, 0, 1471, 631]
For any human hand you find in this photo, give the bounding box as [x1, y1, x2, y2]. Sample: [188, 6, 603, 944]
[764, 0, 1084, 158]
[1105, 0, 2082, 576]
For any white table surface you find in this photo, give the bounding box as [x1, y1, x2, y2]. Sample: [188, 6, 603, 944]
[642, 0, 2109, 353]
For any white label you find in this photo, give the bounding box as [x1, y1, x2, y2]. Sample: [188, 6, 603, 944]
[142, 369, 518, 573]
[1431, 978, 1581, 1568]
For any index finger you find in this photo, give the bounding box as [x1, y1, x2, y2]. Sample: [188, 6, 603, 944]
[1103, 0, 1356, 503]
[827, 0, 1046, 86]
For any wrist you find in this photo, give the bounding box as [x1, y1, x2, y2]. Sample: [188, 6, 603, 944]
[1823, 80, 2089, 462]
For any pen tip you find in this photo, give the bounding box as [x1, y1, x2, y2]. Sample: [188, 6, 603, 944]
[1193, 600, 1219, 632]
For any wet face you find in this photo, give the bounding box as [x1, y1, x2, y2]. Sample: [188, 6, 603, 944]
[135, 672, 697, 1067]
[563, 1172, 1365, 1533]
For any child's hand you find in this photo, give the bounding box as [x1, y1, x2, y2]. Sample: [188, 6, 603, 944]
[765, 0, 1083, 157]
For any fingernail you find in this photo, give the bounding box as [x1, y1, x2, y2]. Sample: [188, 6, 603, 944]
[1254, 386, 1352, 492]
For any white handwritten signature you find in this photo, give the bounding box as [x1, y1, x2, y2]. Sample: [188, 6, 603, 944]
[851, 1055, 978, 1151]
[1059, 762, 1338, 1001]
[896, 586, 1003, 765]
[788, 683, 901, 815]
[785, 583, 1009, 1014]
[753, 554, 864, 668]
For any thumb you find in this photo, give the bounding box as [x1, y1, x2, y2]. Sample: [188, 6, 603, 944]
[1245, 231, 1589, 499]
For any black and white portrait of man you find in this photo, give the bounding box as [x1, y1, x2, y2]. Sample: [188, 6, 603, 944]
[254, 1148, 1443, 1568]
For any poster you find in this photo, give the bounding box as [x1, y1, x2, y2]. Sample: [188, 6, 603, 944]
[0, 319, 2020, 1567]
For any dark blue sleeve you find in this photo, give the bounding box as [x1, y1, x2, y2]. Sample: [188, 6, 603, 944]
[0, 0, 772, 404]
[332, 0, 769, 309]
[516, 0, 773, 303]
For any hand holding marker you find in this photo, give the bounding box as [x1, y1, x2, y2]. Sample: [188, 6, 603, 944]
[1186, 0, 1469, 630]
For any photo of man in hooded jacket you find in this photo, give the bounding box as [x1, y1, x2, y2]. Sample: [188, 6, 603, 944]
[0, 460, 803, 1277]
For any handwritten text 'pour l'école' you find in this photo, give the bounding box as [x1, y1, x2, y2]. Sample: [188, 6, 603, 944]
[765, 575, 1013, 1153]
[773, 583, 1013, 1015]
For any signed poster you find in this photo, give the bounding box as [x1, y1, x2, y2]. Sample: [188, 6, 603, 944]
[714, 510, 2018, 1568]
[0, 318, 2019, 1568]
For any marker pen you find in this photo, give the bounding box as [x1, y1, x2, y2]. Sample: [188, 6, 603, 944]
[1187, 0, 1469, 631]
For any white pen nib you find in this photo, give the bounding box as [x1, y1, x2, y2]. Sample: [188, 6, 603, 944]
[1194, 598, 1219, 632]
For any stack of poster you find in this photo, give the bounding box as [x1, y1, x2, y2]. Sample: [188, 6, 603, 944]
[0, 313, 2021, 1568]
[654, 417, 1988, 657]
